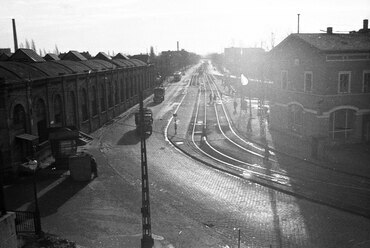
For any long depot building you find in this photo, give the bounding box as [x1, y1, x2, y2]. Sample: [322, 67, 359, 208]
[0, 48, 155, 175]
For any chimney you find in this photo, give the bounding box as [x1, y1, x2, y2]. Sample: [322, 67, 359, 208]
[363, 19, 368, 31]
[12, 19, 18, 51]
[327, 27, 333, 34]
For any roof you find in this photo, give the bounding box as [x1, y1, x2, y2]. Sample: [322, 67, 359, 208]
[44, 53, 60, 61]
[0, 61, 47, 80]
[130, 58, 147, 67]
[91, 59, 116, 69]
[52, 60, 92, 73]
[29, 61, 72, 76]
[291, 33, 370, 53]
[0, 65, 21, 82]
[10, 48, 45, 62]
[95, 52, 112, 61]
[113, 53, 130, 60]
[0, 53, 11, 61]
[111, 59, 135, 68]
[61, 51, 87, 61]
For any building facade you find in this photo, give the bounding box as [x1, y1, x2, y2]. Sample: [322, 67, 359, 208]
[0, 49, 155, 175]
[268, 20, 370, 157]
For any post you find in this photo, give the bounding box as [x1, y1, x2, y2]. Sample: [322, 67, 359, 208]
[32, 166, 42, 237]
[139, 90, 154, 248]
[238, 228, 241, 248]
[0, 167, 6, 216]
[297, 14, 300, 34]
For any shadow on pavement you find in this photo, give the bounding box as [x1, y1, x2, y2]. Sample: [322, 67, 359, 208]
[27, 176, 89, 217]
[117, 129, 151, 146]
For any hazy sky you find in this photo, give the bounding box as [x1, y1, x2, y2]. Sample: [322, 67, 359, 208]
[1, 0, 369, 56]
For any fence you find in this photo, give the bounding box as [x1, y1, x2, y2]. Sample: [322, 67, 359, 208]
[12, 210, 39, 235]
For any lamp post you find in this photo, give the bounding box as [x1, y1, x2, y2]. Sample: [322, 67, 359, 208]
[28, 159, 42, 237]
[0, 167, 6, 216]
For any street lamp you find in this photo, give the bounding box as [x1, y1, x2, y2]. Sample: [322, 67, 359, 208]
[0, 167, 6, 216]
[28, 159, 42, 237]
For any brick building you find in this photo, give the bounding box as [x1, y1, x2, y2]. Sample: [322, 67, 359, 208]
[268, 20, 370, 157]
[0, 49, 155, 175]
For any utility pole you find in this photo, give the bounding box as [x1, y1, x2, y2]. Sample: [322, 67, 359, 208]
[297, 14, 300, 33]
[139, 90, 154, 248]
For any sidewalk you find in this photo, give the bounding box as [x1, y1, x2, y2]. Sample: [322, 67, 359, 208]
[210, 73, 370, 179]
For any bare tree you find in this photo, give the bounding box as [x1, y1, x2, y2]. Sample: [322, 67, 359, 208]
[54, 44, 60, 55]
[19, 42, 24, 48]
[39, 49, 42, 56]
[25, 39, 30, 49]
[31, 39, 36, 52]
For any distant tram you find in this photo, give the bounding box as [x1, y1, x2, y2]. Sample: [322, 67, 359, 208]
[173, 71, 182, 82]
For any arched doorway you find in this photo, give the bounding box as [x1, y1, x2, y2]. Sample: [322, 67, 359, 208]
[34, 98, 48, 143]
[13, 104, 26, 131]
[68, 91, 77, 127]
[54, 94, 63, 126]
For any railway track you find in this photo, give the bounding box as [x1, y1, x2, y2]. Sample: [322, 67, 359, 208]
[186, 68, 370, 219]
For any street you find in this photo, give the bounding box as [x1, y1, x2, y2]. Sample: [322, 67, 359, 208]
[7, 65, 370, 248]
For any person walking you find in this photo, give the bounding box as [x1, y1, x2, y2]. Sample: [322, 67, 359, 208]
[233, 100, 238, 114]
[90, 155, 98, 178]
[209, 93, 213, 103]
[247, 118, 252, 133]
[213, 94, 217, 102]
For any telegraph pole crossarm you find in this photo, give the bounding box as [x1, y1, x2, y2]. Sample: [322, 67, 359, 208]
[139, 90, 154, 248]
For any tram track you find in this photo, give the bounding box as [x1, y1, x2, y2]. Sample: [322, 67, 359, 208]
[185, 69, 370, 219]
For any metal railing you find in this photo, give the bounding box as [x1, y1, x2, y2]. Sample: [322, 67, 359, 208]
[12, 210, 40, 235]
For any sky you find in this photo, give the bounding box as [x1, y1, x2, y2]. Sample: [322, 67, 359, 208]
[0, 0, 369, 56]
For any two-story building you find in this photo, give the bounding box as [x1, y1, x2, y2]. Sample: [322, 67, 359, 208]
[268, 20, 370, 157]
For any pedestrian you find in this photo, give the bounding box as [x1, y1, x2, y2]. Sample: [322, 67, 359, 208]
[264, 144, 270, 161]
[213, 94, 217, 102]
[233, 100, 238, 114]
[209, 93, 213, 103]
[247, 118, 252, 133]
[90, 154, 98, 178]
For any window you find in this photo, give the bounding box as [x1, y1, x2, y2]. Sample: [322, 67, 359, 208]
[115, 81, 119, 104]
[281, 71, 288, 89]
[108, 81, 113, 108]
[363, 71, 370, 93]
[13, 104, 26, 129]
[91, 86, 98, 116]
[100, 84, 106, 111]
[304, 72, 313, 92]
[120, 79, 124, 102]
[81, 89, 88, 121]
[54, 94, 63, 125]
[329, 109, 355, 140]
[338, 72, 351, 93]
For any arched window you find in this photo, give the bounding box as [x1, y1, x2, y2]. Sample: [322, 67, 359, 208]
[54, 94, 63, 126]
[101, 84, 106, 111]
[329, 109, 355, 140]
[91, 86, 98, 116]
[108, 81, 113, 108]
[13, 104, 26, 130]
[81, 88, 88, 121]
[120, 79, 124, 102]
[68, 91, 77, 126]
[288, 104, 303, 133]
[125, 77, 130, 99]
[34, 98, 48, 142]
[115, 80, 119, 104]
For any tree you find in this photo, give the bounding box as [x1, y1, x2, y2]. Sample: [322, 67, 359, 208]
[25, 39, 30, 49]
[39, 49, 42, 56]
[54, 44, 59, 55]
[31, 39, 36, 52]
